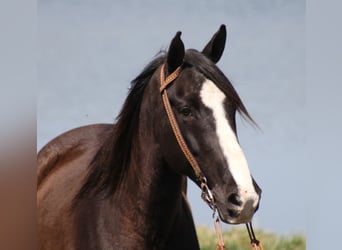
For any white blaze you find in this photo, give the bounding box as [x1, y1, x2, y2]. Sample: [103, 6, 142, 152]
[200, 79, 257, 203]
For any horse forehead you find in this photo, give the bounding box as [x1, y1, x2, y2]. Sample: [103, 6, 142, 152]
[169, 72, 204, 98]
[175, 68, 205, 92]
[199, 78, 226, 109]
[198, 78, 237, 129]
[173, 70, 227, 107]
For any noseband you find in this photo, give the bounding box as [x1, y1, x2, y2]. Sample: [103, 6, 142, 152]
[159, 64, 262, 250]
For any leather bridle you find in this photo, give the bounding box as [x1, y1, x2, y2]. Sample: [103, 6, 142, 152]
[159, 63, 262, 250]
[159, 63, 223, 247]
[159, 64, 215, 208]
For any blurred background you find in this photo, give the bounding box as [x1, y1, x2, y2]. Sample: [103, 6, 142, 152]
[37, 0, 305, 235]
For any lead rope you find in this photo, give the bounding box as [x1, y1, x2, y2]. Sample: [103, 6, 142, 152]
[160, 64, 262, 250]
[214, 216, 225, 250]
[246, 222, 263, 250]
[200, 181, 225, 250]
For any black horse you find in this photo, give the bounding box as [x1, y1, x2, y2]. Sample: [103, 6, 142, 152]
[37, 25, 261, 250]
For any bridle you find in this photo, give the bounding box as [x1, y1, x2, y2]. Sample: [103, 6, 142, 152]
[159, 63, 262, 250]
[159, 65, 214, 204]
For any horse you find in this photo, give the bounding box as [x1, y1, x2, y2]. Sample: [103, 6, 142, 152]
[37, 24, 262, 250]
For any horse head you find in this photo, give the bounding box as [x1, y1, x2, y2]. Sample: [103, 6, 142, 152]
[148, 25, 261, 224]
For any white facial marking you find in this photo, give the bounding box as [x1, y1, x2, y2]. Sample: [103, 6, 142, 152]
[200, 79, 258, 205]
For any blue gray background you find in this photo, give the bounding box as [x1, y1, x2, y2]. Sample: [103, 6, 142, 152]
[38, 0, 305, 235]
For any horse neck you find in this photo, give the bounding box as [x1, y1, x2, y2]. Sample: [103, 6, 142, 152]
[103, 72, 187, 248]
[111, 121, 184, 247]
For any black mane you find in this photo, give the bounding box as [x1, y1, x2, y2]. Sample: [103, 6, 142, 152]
[75, 54, 166, 200]
[75, 49, 254, 200]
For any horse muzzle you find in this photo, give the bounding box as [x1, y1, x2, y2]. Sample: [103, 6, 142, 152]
[214, 188, 261, 224]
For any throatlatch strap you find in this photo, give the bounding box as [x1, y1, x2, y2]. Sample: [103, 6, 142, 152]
[159, 64, 204, 183]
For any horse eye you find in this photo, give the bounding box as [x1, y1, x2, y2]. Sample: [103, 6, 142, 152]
[180, 107, 192, 117]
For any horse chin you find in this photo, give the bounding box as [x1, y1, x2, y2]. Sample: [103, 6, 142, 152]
[216, 203, 254, 225]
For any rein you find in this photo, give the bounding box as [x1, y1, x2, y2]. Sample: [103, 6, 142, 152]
[159, 64, 262, 250]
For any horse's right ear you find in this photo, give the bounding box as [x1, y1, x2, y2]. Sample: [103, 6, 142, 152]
[166, 31, 185, 74]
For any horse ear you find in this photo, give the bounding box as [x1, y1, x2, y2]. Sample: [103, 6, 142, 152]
[166, 31, 185, 73]
[202, 24, 227, 63]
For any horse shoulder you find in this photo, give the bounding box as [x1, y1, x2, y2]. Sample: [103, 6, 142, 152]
[37, 123, 113, 250]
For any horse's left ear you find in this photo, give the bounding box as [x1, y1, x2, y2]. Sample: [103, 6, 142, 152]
[202, 24, 227, 63]
[167, 31, 185, 74]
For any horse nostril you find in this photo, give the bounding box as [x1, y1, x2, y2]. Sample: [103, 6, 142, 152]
[227, 208, 240, 218]
[227, 193, 242, 207]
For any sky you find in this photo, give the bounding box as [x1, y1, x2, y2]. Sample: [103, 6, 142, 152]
[37, 0, 305, 235]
